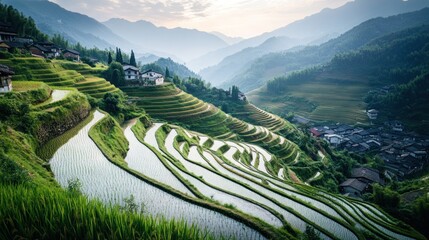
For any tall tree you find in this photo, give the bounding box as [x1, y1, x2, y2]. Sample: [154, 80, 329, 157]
[165, 67, 170, 78]
[107, 52, 113, 64]
[130, 50, 136, 67]
[231, 85, 239, 101]
[118, 48, 123, 64]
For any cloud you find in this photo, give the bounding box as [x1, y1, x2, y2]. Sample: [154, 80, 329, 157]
[51, 0, 211, 22]
[50, 0, 350, 37]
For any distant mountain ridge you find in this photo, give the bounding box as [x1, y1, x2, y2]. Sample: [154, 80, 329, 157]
[222, 7, 429, 92]
[103, 18, 229, 62]
[200, 36, 300, 87]
[190, 0, 429, 72]
[2, 0, 131, 50]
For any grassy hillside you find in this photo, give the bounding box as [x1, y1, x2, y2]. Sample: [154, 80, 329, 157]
[228, 7, 429, 92]
[122, 83, 342, 188]
[0, 57, 120, 98]
[250, 24, 429, 130]
[0, 82, 217, 240]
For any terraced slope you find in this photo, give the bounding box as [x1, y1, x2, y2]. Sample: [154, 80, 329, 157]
[231, 103, 289, 132]
[123, 120, 424, 240]
[0, 57, 120, 98]
[121, 83, 311, 178]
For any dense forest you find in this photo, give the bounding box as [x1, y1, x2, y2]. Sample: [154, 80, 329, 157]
[266, 24, 429, 132]
[0, 3, 47, 41]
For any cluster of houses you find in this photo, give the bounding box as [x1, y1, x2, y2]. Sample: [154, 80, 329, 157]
[0, 22, 80, 61]
[340, 167, 384, 198]
[123, 65, 164, 86]
[310, 122, 428, 179]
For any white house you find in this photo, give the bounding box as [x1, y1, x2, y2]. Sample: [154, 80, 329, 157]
[0, 64, 13, 92]
[141, 69, 164, 86]
[367, 109, 379, 120]
[123, 65, 140, 81]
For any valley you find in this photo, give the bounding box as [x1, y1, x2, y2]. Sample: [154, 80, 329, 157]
[1, 0, 429, 239]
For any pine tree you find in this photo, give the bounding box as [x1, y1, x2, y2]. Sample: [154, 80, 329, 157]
[108, 52, 113, 64]
[165, 67, 170, 78]
[115, 48, 119, 62]
[130, 50, 136, 67]
[118, 48, 123, 64]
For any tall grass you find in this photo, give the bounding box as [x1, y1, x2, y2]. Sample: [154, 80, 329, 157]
[0, 184, 212, 240]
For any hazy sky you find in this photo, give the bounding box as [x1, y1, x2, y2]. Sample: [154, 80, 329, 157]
[50, 0, 351, 38]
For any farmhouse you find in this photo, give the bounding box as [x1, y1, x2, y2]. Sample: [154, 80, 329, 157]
[141, 69, 164, 86]
[63, 49, 80, 61]
[0, 22, 17, 42]
[340, 178, 369, 198]
[0, 64, 14, 92]
[123, 65, 140, 81]
[38, 42, 61, 58]
[29, 44, 48, 57]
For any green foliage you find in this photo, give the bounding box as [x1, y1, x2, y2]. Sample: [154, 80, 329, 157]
[0, 154, 30, 185]
[89, 114, 129, 164]
[232, 8, 429, 92]
[107, 52, 113, 64]
[267, 67, 321, 93]
[50, 34, 69, 49]
[5, 82, 52, 104]
[115, 47, 123, 64]
[0, 184, 213, 240]
[66, 178, 82, 196]
[371, 184, 400, 210]
[302, 226, 322, 240]
[103, 62, 125, 86]
[130, 50, 137, 67]
[141, 58, 199, 80]
[0, 3, 47, 41]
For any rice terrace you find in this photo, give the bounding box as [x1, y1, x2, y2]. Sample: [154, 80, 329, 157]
[1, 0, 429, 239]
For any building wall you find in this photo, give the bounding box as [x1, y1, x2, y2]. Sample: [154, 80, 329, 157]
[342, 186, 362, 198]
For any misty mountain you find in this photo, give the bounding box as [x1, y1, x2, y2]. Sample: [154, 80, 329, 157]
[189, 0, 429, 72]
[210, 32, 243, 45]
[223, 7, 429, 92]
[103, 18, 229, 62]
[200, 36, 300, 87]
[2, 0, 131, 50]
[142, 58, 199, 80]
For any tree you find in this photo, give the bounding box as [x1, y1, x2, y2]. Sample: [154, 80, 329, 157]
[107, 52, 113, 64]
[231, 85, 239, 101]
[165, 67, 171, 78]
[129, 50, 136, 67]
[117, 48, 123, 64]
[103, 62, 125, 86]
[102, 92, 120, 114]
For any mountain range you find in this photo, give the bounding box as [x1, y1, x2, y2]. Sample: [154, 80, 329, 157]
[196, 0, 429, 83]
[226, 7, 429, 92]
[102, 18, 228, 62]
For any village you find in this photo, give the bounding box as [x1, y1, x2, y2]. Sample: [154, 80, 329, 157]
[291, 110, 429, 198]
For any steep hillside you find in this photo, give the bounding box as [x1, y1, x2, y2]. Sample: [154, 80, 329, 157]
[250, 25, 429, 131]
[226, 7, 429, 92]
[0, 83, 215, 240]
[0, 57, 120, 98]
[189, 0, 429, 72]
[103, 18, 228, 62]
[3, 0, 131, 50]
